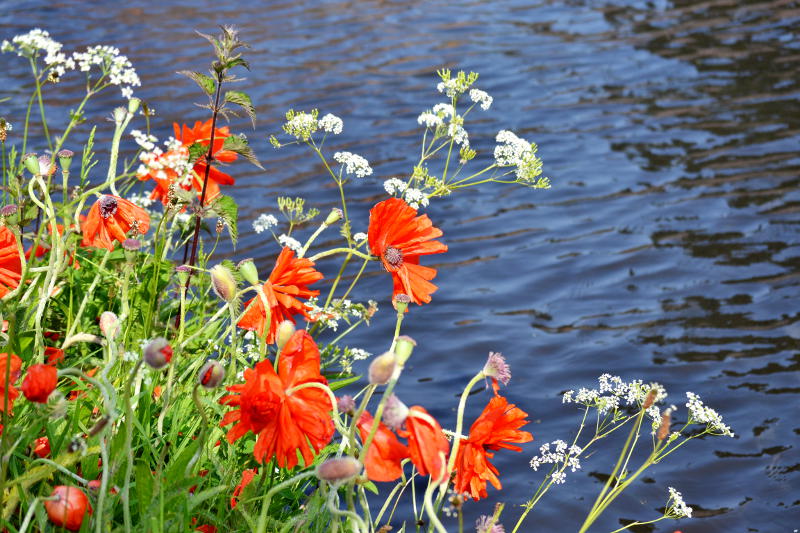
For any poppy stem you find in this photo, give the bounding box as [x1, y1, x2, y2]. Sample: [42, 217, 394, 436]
[255, 471, 316, 533]
[309, 247, 374, 263]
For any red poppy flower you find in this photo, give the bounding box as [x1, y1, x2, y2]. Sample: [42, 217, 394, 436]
[237, 247, 323, 344]
[453, 393, 533, 500]
[220, 330, 334, 468]
[195, 526, 218, 533]
[230, 467, 258, 508]
[44, 485, 92, 531]
[21, 363, 57, 403]
[0, 226, 22, 298]
[398, 406, 449, 481]
[368, 198, 447, 305]
[81, 195, 150, 251]
[0, 353, 22, 414]
[45, 347, 65, 366]
[33, 436, 50, 458]
[357, 411, 410, 482]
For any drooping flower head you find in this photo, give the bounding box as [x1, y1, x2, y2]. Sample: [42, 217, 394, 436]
[399, 406, 450, 482]
[21, 363, 57, 403]
[368, 198, 447, 305]
[454, 393, 533, 500]
[237, 247, 323, 344]
[219, 330, 334, 468]
[357, 411, 410, 482]
[0, 226, 22, 298]
[81, 195, 150, 250]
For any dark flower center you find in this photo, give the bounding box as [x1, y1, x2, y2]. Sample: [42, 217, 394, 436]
[99, 196, 118, 219]
[383, 246, 403, 269]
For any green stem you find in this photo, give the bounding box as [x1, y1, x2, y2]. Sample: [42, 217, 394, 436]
[309, 247, 373, 263]
[255, 471, 316, 533]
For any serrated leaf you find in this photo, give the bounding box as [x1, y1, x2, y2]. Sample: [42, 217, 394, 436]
[187, 142, 207, 165]
[178, 70, 216, 96]
[208, 195, 238, 248]
[225, 57, 250, 71]
[225, 90, 256, 128]
[222, 134, 263, 169]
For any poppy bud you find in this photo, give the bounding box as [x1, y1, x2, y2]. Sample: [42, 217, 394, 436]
[127, 97, 141, 115]
[198, 360, 225, 388]
[237, 258, 259, 286]
[57, 149, 74, 172]
[337, 395, 356, 415]
[45, 485, 92, 531]
[368, 351, 396, 385]
[383, 394, 409, 431]
[99, 311, 120, 339]
[275, 320, 295, 350]
[393, 293, 411, 314]
[315, 456, 362, 485]
[324, 208, 342, 226]
[209, 264, 237, 302]
[482, 352, 511, 386]
[33, 436, 50, 458]
[143, 338, 172, 370]
[23, 153, 40, 175]
[21, 363, 58, 403]
[393, 335, 416, 365]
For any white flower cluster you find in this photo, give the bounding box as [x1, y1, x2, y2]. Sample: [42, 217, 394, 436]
[686, 392, 734, 437]
[306, 297, 376, 332]
[469, 89, 493, 110]
[417, 112, 443, 128]
[131, 130, 158, 152]
[353, 232, 367, 242]
[529, 440, 582, 483]
[494, 130, 547, 186]
[448, 123, 469, 147]
[127, 193, 155, 209]
[337, 346, 372, 374]
[437, 78, 470, 98]
[666, 487, 693, 518]
[563, 374, 667, 415]
[383, 178, 429, 209]
[1, 29, 74, 75]
[432, 102, 455, 118]
[284, 111, 318, 140]
[73, 45, 140, 99]
[333, 151, 372, 178]
[278, 234, 303, 254]
[252, 213, 278, 234]
[318, 113, 343, 135]
[135, 133, 193, 187]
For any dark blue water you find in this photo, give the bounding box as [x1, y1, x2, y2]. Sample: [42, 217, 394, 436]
[2, 1, 799, 531]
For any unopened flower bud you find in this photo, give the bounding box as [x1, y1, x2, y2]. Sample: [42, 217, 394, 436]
[393, 293, 411, 314]
[315, 456, 362, 485]
[1, 204, 17, 217]
[368, 351, 397, 385]
[99, 311, 120, 339]
[324, 208, 342, 226]
[209, 264, 237, 302]
[112, 107, 128, 125]
[175, 265, 191, 285]
[275, 320, 295, 350]
[237, 258, 259, 286]
[393, 335, 416, 365]
[657, 409, 672, 441]
[643, 389, 657, 410]
[383, 394, 409, 431]
[143, 337, 172, 370]
[127, 97, 141, 115]
[198, 360, 225, 388]
[337, 395, 356, 415]
[483, 352, 511, 386]
[23, 153, 40, 175]
[57, 149, 74, 172]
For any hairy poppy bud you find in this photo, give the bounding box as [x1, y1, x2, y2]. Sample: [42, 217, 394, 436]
[275, 320, 295, 350]
[337, 395, 356, 415]
[57, 149, 74, 172]
[99, 311, 120, 340]
[198, 360, 225, 388]
[324, 208, 342, 226]
[22, 363, 57, 403]
[383, 394, 409, 431]
[127, 97, 140, 115]
[482, 352, 511, 386]
[368, 351, 396, 385]
[209, 264, 237, 302]
[316, 456, 362, 485]
[45, 485, 92, 531]
[393, 335, 416, 365]
[23, 153, 40, 175]
[143, 337, 172, 370]
[237, 258, 259, 286]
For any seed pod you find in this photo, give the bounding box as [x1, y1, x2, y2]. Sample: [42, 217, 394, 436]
[368, 351, 396, 385]
[315, 456, 362, 485]
[198, 360, 225, 388]
[393, 335, 416, 365]
[393, 293, 411, 314]
[23, 153, 40, 175]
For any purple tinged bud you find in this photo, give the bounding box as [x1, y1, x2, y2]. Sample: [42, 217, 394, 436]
[476, 515, 506, 533]
[337, 395, 356, 415]
[143, 337, 173, 370]
[121, 238, 141, 251]
[198, 360, 225, 388]
[209, 264, 237, 302]
[393, 293, 411, 314]
[368, 351, 396, 385]
[382, 394, 409, 431]
[99, 311, 120, 339]
[1, 204, 17, 217]
[483, 352, 511, 386]
[315, 456, 362, 485]
[58, 149, 74, 171]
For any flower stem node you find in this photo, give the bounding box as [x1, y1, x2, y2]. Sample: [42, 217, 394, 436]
[23, 153, 40, 175]
[237, 258, 259, 286]
[324, 208, 343, 226]
[198, 360, 225, 388]
[315, 456, 362, 486]
[393, 335, 416, 365]
[209, 264, 238, 302]
[275, 320, 295, 350]
[99, 311, 120, 340]
[368, 351, 397, 385]
[143, 337, 173, 370]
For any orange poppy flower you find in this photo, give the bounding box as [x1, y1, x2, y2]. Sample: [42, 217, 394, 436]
[33, 436, 50, 458]
[81, 195, 150, 251]
[357, 411, 410, 482]
[398, 406, 449, 481]
[368, 198, 447, 305]
[219, 330, 334, 468]
[230, 467, 258, 508]
[45, 485, 92, 532]
[453, 393, 533, 500]
[0, 353, 22, 414]
[0, 226, 22, 298]
[45, 347, 65, 366]
[237, 247, 323, 344]
[21, 363, 57, 403]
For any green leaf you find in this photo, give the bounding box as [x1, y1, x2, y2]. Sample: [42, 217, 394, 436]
[222, 133, 263, 169]
[187, 142, 207, 165]
[362, 480, 379, 495]
[328, 374, 361, 391]
[178, 70, 216, 96]
[225, 90, 256, 128]
[225, 57, 250, 71]
[135, 461, 154, 517]
[208, 194, 239, 248]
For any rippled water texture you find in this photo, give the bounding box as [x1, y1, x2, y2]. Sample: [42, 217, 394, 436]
[3, 0, 799, 530]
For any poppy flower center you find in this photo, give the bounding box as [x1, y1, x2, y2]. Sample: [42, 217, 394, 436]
[248, 390, 280, 428]
[383, 246, 403, 269]
[98, 196, 118, 219]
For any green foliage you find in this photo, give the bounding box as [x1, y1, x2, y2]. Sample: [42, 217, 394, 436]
[222, 134, 262, 169]
[224, 91, 256, 128]
[179, 70, 216, 96]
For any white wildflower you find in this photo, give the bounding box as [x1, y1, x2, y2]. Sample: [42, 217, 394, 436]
[666, 487, 693, 518]
[353, 232, 367, 242]
[253, 214, 278, 234]
[2, 29, 73, 74]
[686, 392, 734, 437]
[128, 193, 154, 209]
[318, 113, 343, 134]
[437, 78, 470, 98]
[432, 102, 455, 118]
[530, 439, 581, 482]
[349, 348, 370, 361]
[284, 111, 318, 140]
[469, 89, 493, 110]
[72, 44, 140, 98]
[403, 187, 429, 209]
[383, 178, 407, 195]
[417, 111, 443, 128]
[131, 130, 158, 152]
[333, 151, 372, 178]
[278, 234, 303, 254]
[494, 130, 547, 187]
[448, 123, 469, 146]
